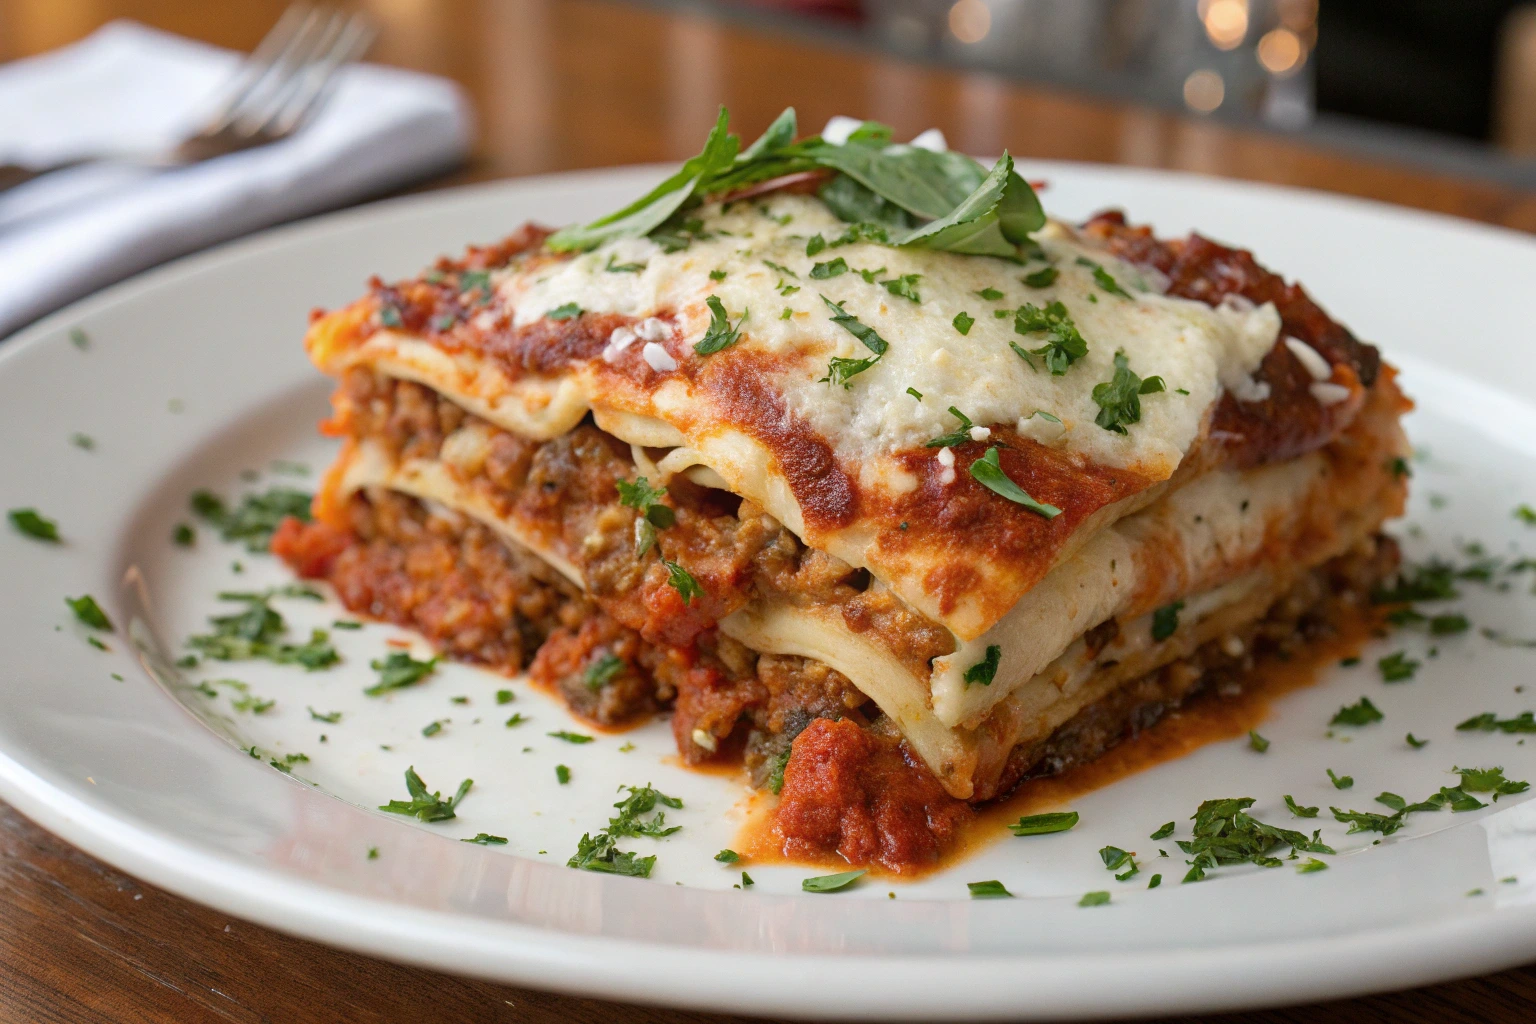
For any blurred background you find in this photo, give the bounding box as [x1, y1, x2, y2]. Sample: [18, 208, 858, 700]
[1, 0, 1534, 338]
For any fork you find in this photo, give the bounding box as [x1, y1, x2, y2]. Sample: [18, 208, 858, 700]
[0, 5, 376, 194]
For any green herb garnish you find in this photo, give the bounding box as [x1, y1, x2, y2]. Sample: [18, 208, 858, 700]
[66, 595, 112, 631]
[1078, 891, 1111, 907]
[693, 295, 747, 355]
[1008, 811, 1079, 836]
[1092, 349, 1165, 434]
[365, 651, 437, 695]
[8, 508, 60, 542]
[970, 447, 1061, 518]
[802, 869, 865, 893]
[967, 880, 1013, 898]
[952, 311, 975, 335]
[1013, 301, 1087, 375]
[1378, 651, 1420, 682]
[1330, 697, 1384, 727]
[663, 559, 704, 604]
[1076, 256, 1133, 298]
[463, 833, 508, 845]
[1022, 266, 1058, 288]
[1151, 601, 1183, 641]
[190, 486, 311, 552]
[379, 766, 471, 823]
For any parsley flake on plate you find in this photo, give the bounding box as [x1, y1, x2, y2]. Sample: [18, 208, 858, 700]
[1378, 651, 1420, 682]
[307, 707, 342, 724]
[802, 870, 865, 893]
[1327, 769, 1353, 790]
[1247, 730, 1270, 753]
[568, 784, 683, 878]
[188, 591, 338, 671]
[555, 765, 571, 784]
[715, 849, 740, 863]
[189, 486, 311, 552]
[379, 766, 471, 823]
[1008, 811, 1079, 836]
[1284, 795, 1319, 818]
[1149, 821, 1175, 840]
[65, 595, 112, 631]
[1178, 798, 1333, 883]
[8, 508, 60, 542]
[365, 651, 437, 695]
[1331, 697, 1384, 727]
[967, 880, 1013, 898]
[463, 833, 508, 845]
[1456, 712, 1536, 734]
[549, 730, 594, 744]
[1078, 891, 1111, 907]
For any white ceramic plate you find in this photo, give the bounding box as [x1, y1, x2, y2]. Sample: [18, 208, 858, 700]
[3, 164, 1536, 1021]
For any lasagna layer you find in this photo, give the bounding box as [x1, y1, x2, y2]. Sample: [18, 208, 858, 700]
[303, 197, 1381, 651]
[282, 355, 1406, 798]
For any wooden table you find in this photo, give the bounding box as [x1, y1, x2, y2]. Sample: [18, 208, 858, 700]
[2, 1, 1534, 1020]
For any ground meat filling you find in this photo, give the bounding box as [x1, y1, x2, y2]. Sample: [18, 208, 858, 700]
[770, 534, 1399, 871]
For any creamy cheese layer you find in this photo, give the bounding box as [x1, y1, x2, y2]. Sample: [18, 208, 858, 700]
[503, 194, 1281, 480]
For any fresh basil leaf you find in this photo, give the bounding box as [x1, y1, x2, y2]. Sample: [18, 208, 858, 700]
[547, 107, 738, 251]
[895, 152, 1045, 258]
[818, 174, 915, 230]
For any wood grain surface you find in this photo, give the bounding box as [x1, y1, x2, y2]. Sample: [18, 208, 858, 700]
[1, 1, 1534, 1021]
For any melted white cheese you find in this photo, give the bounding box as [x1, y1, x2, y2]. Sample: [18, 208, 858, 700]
[503, 195, 1280, 479]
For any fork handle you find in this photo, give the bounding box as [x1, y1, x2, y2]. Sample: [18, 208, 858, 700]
[0, 159, 91, 195]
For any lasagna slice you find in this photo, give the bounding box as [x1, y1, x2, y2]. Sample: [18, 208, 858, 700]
[275, 111, 1409, 872]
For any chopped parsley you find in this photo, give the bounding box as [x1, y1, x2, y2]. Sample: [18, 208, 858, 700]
[819, 295, 888, 388]
[1247, 730, 1270, 753]
[975, 287, 1004, 300]
[547, 302, 583, 320]
[881, 274, 921, 302]
[1284, 795, 1319, 818]
[568, 784, 683, 878]
[496, 689, 515, 705]
[963, 645, 1002, 686]
[762, 259, 797, 279]
[549, 730, 595, 744]
[663, 559, 704, 604]
[1330, 697, 1384, 727]
[1327, 769, 1353, 790]
[1075, 256, 1133, 298]
[802, 869, 865, 893]
[1022, 266, 1058, 288]
[1100, 845, 1139, 881]
[715, 849, 740, 863]
[1078, 891, 1111, 907]
[190, 486, 312, 552]
[365, 651, 438, 695]
[1013, 301, 1087, 375]
[809, 257, 848, 279]
[925, 407, 977, 448]
[906, 387, 923, 400]
[172, 523, 196, 546]
[1178, 798, 1333, 883]
[806, 234, 827, 256]
[766, 747, 791, 794]
[378, 766, 471, 823]
[1151, 601, 1183, 641]
[505, 713, 528, 727]
[1150, 821, 1175, 840]
[71, 432, 95, 451]
[1407, 732, 1430, 748]
[952, 311, 975, 335]
[307, 707, 342, 724]
[1515, 504, 1536, 525]
[463, 833, 508, 845]
[1297, 858, 1329, 874]
[1008, 810, 1079, 836]
[708, 268, 727, 281]
[1371, 561, 1458, 604]
[1378, 651, 1420, 682]
[693, 295, 747, 355]
[555, 765, 571, 784]
[8, 508, 60, 542]
[616, 476, 675, 528]
[378, 306, 403, 328]
[70, 327, 90, 350]
[187, 591, 339, 670]
[66, 595, 112, 631]
[1454, 765, 1529, 799]
[1457, 711, 1536, 734]
[1092, 349, 1165, 434]
[970, 447, 1062, 519]
[605, 256, 646, 273]
[585, 652, 626, 691]
[421, 720, 445, 737]
[967, 880, 1013, 898]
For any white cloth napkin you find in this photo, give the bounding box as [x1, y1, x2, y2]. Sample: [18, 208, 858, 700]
[0, 20, 474, 339]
